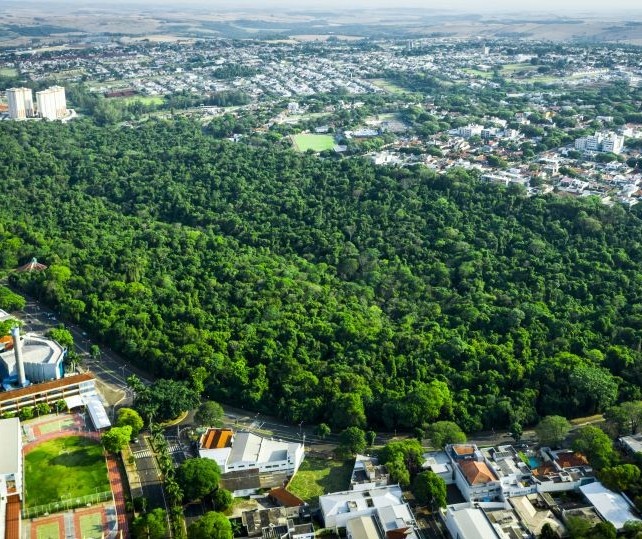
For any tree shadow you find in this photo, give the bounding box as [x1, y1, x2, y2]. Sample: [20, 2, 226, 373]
[49, 449, 104, 467]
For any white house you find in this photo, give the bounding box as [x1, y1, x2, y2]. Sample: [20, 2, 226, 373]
[443, 505, 501, 539]
[446, 444, 502, 502]
[320, 485, 408, 529]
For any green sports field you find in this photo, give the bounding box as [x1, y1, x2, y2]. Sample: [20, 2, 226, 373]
[370, 78, 407, 94]
[291, 134, 335, 152]
[120, 95, 165, 105]
[0, 67, 18, 77]
[36, 522, 60, 539]
[24, 436, 110, 507]
[79, 513, 104, 538]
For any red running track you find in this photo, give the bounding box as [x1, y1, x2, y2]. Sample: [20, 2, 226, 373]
[23, 413, 130, 537]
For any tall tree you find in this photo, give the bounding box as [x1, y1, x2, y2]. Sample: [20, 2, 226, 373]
[116, 408, 144, 439]
[102, 425, 133, 453]
[132, 508, 168, 539]
[605, 401, 642, 436]
[598, 464, 641, 492]
[412, 471, 447, 508]
[194, 401, 224, 428]
[339, 427, 367, 455]
[534, 416, 572, 447]
[188, 512, 232, 539]
[572, 426, 615, 470]
[425, 421, 466, 449]
[176, 458, 221, 502]
[0, 287, 25, 311]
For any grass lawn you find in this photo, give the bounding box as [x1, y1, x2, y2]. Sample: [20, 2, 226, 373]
[501, 63, 537, 73]
[0, 67, 18, 77]
[291, 134, 335, 153]
[36, 522, 60, 539]
[25, 436, 110, 507]
[119, 95, 165, 106]
[79, 513, 103, 538]
[462, 68, 493, 79]
[287, 457, 353, 506]
[370, 78, 407, 94]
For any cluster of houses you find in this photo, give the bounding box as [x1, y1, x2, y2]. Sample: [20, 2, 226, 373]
[196, 427, 642, 539]
[425, 441, 641, 538]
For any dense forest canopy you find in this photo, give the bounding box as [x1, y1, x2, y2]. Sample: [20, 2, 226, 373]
[2, 118, 642, 433]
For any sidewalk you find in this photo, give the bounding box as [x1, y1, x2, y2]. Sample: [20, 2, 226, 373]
[106, 453, 129, 538]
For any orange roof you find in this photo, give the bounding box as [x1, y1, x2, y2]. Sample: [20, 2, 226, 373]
[460, 460, 496, 485]
[532, 463, 557, 477]
[269, 487, 305, 508]
[0, 372, 94, 403]
[452, 444, 476, 456]
[386, 528, 412, 539]
[5, 494, 21, 539]
[201, 428, 234, 449]
[0, 335, 14, 351]
[555, 452, 589, 469]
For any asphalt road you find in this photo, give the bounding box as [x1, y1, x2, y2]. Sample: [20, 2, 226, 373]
[132, 435, 168, 511]
[21, 295, 151, 406]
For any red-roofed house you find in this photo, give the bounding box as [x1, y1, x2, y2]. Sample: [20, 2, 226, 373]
[459, 460, 496, 486]
[447, 443, 502, 502]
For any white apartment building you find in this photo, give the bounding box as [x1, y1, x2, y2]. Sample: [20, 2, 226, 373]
[575, 131, 624, 154]
[6, 88, 34, 119]
[458, 124, 484, 138]
[36, 86, 67, 120]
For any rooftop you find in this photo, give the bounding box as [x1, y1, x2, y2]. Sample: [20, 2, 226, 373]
[579, 481, 642, 531]
[620, 434, 642, 454]
[4, 494, 20, 539]
[228, 432, 300, 465]
[0, 372, 94, 403]
[201, 428, 234, 450]
[0, 418, 20, 475]
[446, 507, 499, 539]
[346, 516, 380, 539]
[320, 486, 404, 519]
[509, 495, 565, 536]
[451, 445, 476, 457]
[459, 460, 497, 486]
[422, 451, 451, 475]
[4, 334, 64, 365]
[554, 451, 589, 469]
[269, 487, 305, 508]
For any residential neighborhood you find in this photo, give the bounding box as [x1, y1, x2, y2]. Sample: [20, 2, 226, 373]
[4, 8, 642, 539]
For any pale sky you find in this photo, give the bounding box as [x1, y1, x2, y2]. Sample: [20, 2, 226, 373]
[15, 0, 642, 11]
